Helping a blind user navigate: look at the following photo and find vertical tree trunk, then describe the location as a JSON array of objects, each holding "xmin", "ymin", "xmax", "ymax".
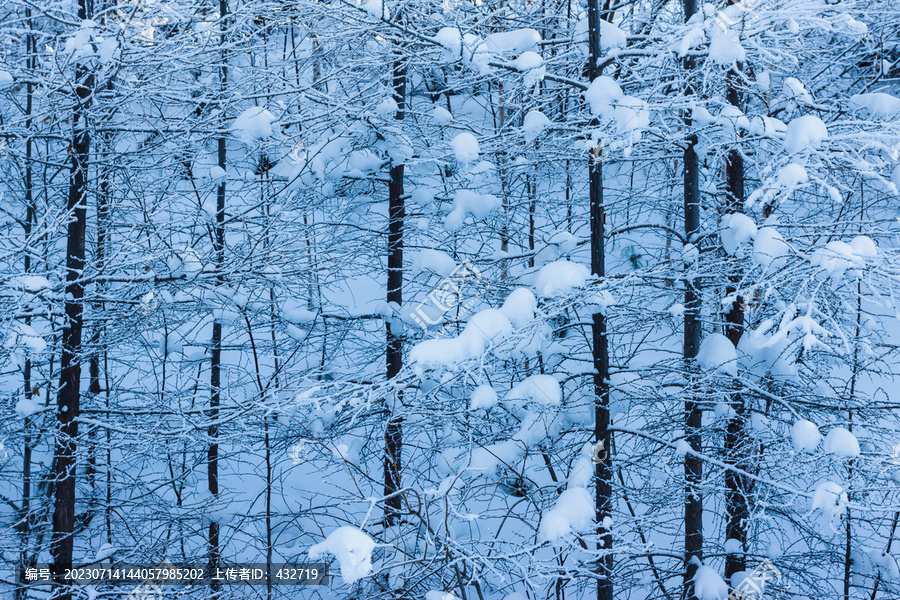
[
  {"xmin": 723, "ymin": 58, "xmax": 749, "ymax": 586},
  {"xmin": 18, "ymin": 13, "xmax": 36, "ymax": 597},
  {"xmin": 682, "ymin": 0, "xmax": 702, "ymax": 597},
  {"xmin": 384, "ymin": 54, "xmax": 406, "ymax": 527},
  {"xmin": 586, "ymin": 1, "xmax": 612, "ymax": 599},
  {"xmin": 52, "ymin": 0, "xmax": 92, "ymax": 596},
  {"xmin": 209, "ymin": 0, "xmax": 228, "ymax": 590}
]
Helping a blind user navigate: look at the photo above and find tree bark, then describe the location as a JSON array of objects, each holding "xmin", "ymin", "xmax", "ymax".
[
  {"xmin": 723, "ymin": 59, "xmax": 749, "ymax": 586},
  {"xmin": 209, "ymin": 0, "xmax": 228, "ymax": 590},
  {"xmin": 52, "ymin": 0, "xmax": 92, "ymax": 596},
  {"xmin": 384, "ymin": 54, "xmax": 406, "ymax": 527},
  {"xmin": 682, "ymin": 0, "xmax": 702, "ymax": 597},
  {"xmin": 586, "ymin": 1, "xmax": 612, "ymax": 598}
]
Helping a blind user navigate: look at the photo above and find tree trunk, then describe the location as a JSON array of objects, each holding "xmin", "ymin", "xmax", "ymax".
[
  {"xmin": 723, "ymin": 59, "xmax": 749, "ymax": 587},
  {"xmin": 682, "ymin": 0, "xmax": 702, "ymax": 597},
  {"xmin": 209, "ymin": 0, "xmax": 228, "ymax": 589},
  {"xmin": 586, "ymin": 1, "xmax": 612, "ymax": 598},
  {"xmin": 52, "ymin": 0, "xmax": 92, "ymax": 595},
  {"xmin": 384, "ymin": 55, "xmax": 406, "ymax": 528}
]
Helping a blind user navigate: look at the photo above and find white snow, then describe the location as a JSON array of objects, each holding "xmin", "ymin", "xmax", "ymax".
[
  {"xmin": 232, "ymin": 107, "xmax": 276, "ymax": 144},
  {"xmin": 281, "ymin": 298, "xmax": 316, "ymax": 324},
  {"xmin": 308, "ymin": 527, "xmax": 376, "ymax": 585},
  {"xmin": 444, "ymin": 189, "xmax": 501, "ymax": 230},
  {"xmin": 449, "ymin": 132, "xmax": 480, "ymax": 164},
  {"xmin": 500, "ymin": 288, "xmax": 537, "ymax": 329},
  {"xmin": 410, "ymin": 309, "xmax": 513, "ymax": 370},
  {"xmin": 752, "ymin": 227, "xmax": 790, "ymax": 268},
  {"xmin": 823, "ymin": 427, "xmax": 860, "ymax": 457},
  {"xmin": 724, "ymin": 538, "xmax": 743, "ymax": 554},
  {"xmin": 0, "ymin": 71, "xmax": 13, "ymax": 87},
  {"xmin": 613, "ymin": 96, "xmax": 649, "ymax": 135},
  {"xmin": 8, "ymin": 275, "xmax": 51, "ymax": 292},
  {"xmin": 433, "ymin": 106, "xmax": 453, "ymax": 124},
  {"xmin": 791, "ymin": 419, "xmax": 821, "ymax": 452},
  {"xmin": 522, "ymin": 110, "xmax": 551, "ymax": 141},
  {"xmin": 783, "ymin": 115, "xmax": 828, "ymax": 154},
  {"xmin": 533, "ymin": 260, "xmax": 590, "ymax": 297},
  {"xmin": 434, "ymin": 27, "xmax": 461, "ymax": 60},
  {"xmin": 412, "ymin": 249, "xmax": 456, "ymax": 276},
  {"xmin": 374, "ymin": 97, "xmax": 398, "ymax": 116},
  {"xmin": 505, "ymin": 375, "xmax": 561, "ymax": 405},
  {"xmin": 692, "ymin": 563, "xmax": 728, "ymax": 600},
  {"xmin": 510, "ymin": 51, "xmax": 542, "ymax": 70},
  {"xmin": 850, "ymin": 93, "xmax": 900, "ymax": 118},
  {"xmin": 676, "ymin": 27, "xmax": 705, "ymax": 57},
  {"xmin": 775, "ymin": 163, "xmax": 808, "ymax": 188},
  {"xmin": 15, "ymin": 398, "xmax": 42, "ymax": 417},
  {"xmin": 783, "ymin": 77, "xmax": 812, "ymax": 104},
  {"xmin": 538, "ymin": 486, "xmax": 594, "ymax": 544},
  {"xmin": 809, "ymin": 481, "xmax": 847, "ymax": 533},
  {"xmin": 584, "ymin": 76, "xmax": 623, "ymax": 120},
  {"xmin": 479, "ymin": 29, "xmax": 541, "ymax": 55},
  {"xmin": 425, "ymin": 592, "xmax": 460, "ymax": 600},
  {"xmin": 469, "ymin": 385, "xmax": 498, "ymax": 410},
  {"xmin": 720, "ymin": 213, "xmax": 757, "ymax": 255},
  {"xmin": 697, "ymin": 333, "xmax": 738, "ymax": 376},
  {"xmin": 360, "ymin": 0, "xmax": 382, "ymax": 18},
  {"xmin": 708, "ymin": 28, "xmax": 746, "ymax": 65},
  {"xmin": 810, "ymin": 241, "xmax": 866, "ymax": 279},
  {"xmin": 7, "ymin": 323, "xmax": 47, "ymax": 354}
]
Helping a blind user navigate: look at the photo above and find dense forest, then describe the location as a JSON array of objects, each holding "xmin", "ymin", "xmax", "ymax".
[{"xmin": 1, "ymin": 0, "xmax": 899, "ymax": 599}]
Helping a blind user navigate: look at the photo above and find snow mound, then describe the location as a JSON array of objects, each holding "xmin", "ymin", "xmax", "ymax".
[
  {"xmin": 433, "ymin": 106, "xmax": 453, "ymax": 124},
  {"xmin": 850, "ymin": 93, "xmax": 900, "ymax": 118},
  {"xmin": 412, "ymin": 250, "xmax": 456, "ymax": 276},
  {"xmin": 823, "ymin": 427, "xmax": 860, "ymax": 457},
  {"xmin": 809, "ymin": 481, "xmax": 847, "ymax": 534},
  {"xmin": 697, "ymin": 333, "xmax": 737, "ymax": 376},
  {"xmin": 434, "ymin": 27, "xmax": 461, "ymax": 60},
  {"xmin": 510, "ymin": 51, "xmax": 542, "ymax": 70},
  {"xmin": 500, "ymin": 288, "xmax": 537, "ymax": 329},
  {"xmin": 708, "ymin": 28, "xmax": 745, "ymax": 65},
  {"xmin": 693, "ymin": 563, "xmax": 728, "ymax": 600},
  {"xmin": 533, "ymin": 260, "xmax": 590, "ymax": 297},
  {"xmin": 753, "ymin": 227, "xmax": 790, "ymax": 268},
  {"xmin": 584, "ymin": 76, "xmax": 623, "ymax": 120},
  {"xmin": 505, "ymin": 375, "xmax": 561, "ymax": 405},
  {"xmin": 8, "ymin": 275, "xmax": 51, "ymax": 292},
  {"xmin": 720, "ymin": 213, "xmax": 757, "ymax": 255},
  {"xmin": 791, "ymin": 420, "xmax": 821, "ymax": 452},
  {"xmin": 308, "ymin": 527, "xmax": 376, "ymax": 585},
  {"xmin": 538, "ymin": 487, "xmax": 594, "ymax": 544},
  {"xmin": 783, "ymin": 77, "xmax": 812, "ymax": 104},
  {"xmin": 783, "ymin": 115, "xmax": 827, "ymax": 154},
  {"xmin": 444, "ymin": 189, "xmax": 501, "ymax": 230},
  {"xmin": 425, "ymin": 592, "xmax": 460, "ymax": 600},
  {"xmin": 449, "ymin": 132, "xmax": 479, "ymax": 164},
  {"xmin": 15, "ymin": 398, "xmax": 42, "ymax": 417},
  {"xmin": 810, "ymin": 241, "xmax": 867, "ymax": 279},
  {"xmin": 232, "ymin": 107, "xmax": 276, "ymax": 144},
  {"xmin": 281, "ymin": 298, "xmax": 316, "ymax": 324},
  {"xmin": 410, "ymin": 309, "xmax": 513, "ymax": 370},
  {"xmin": 479, "ymin": 29, "xmax": 541, "ymax": 55},
  {"xmin": 522, "ymin": 110, "xmax": 551, "ymax": 141},
  {"xmin": 469, "ymin": 385, "xmax": 498, "ymax": 410}
]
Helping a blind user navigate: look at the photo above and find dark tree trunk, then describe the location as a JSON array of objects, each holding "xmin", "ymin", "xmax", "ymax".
[
  {"xmin": 18, "ymin": 15, "xmax": 36, "ymax": 596},
  {"xmin": 586, "ymin": 1, "xmax": 612, "ymax": 599},
  {"xmin": 209, "ymin": 0, "xmax": 228, "ymax": 590},
  {"xmin": 682, "ymin": 0, "xmax": 702, "ymax": 597},
  {"xmin": 52, "ymin": 0, "xmax": 92, "ymax": 595},
  {"xmin": 723, "ymin": 60, "xmax": 749, "ymax": 586},
  {"xmin": 384, "ymin": 55, "xmax": 406, "ymax": 527}
]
